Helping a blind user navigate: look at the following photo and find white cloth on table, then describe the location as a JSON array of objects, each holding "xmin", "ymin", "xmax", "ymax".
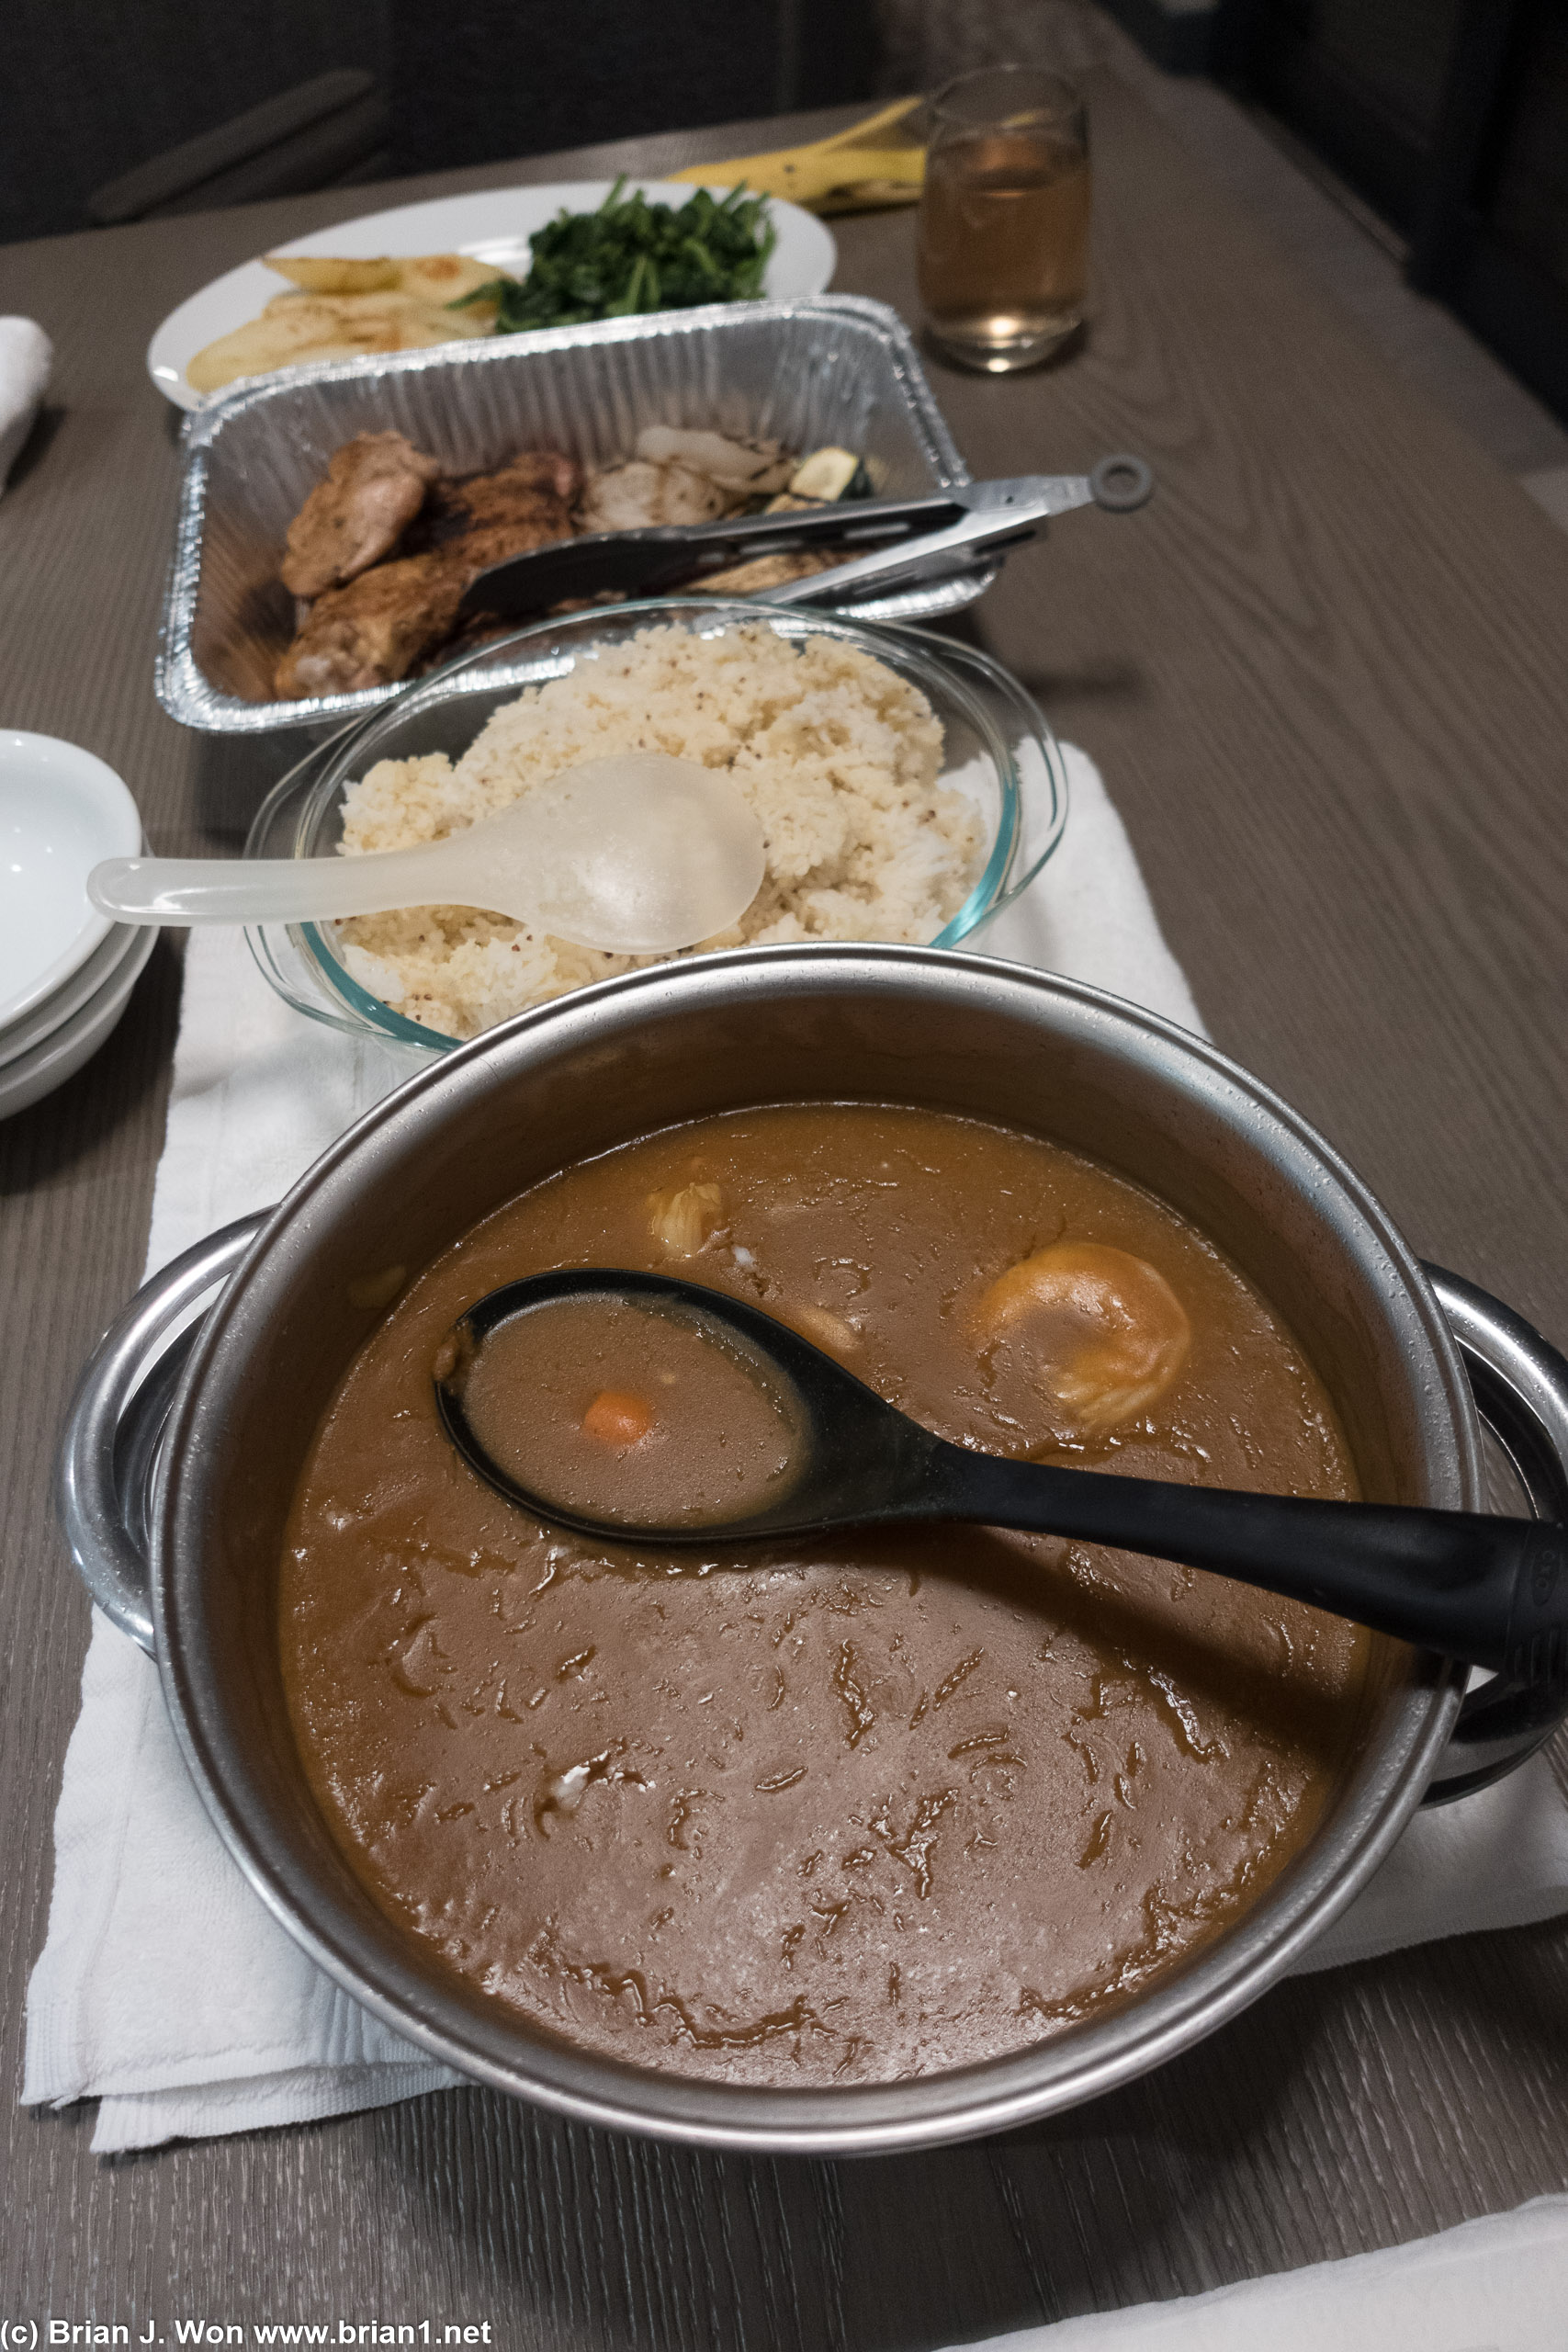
[
  {"xmin": 0, "ymin": 316, "xmax": 51, "ymax": 490},
  {"xmin": 947, "ymin": 2192, "xmax": 1568, "ymax": 2350}
]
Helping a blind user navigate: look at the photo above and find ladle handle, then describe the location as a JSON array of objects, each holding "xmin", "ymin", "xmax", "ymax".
[
  {"xmin": 923, "ymin": 1450, "xmax": 1567, "ymax": 1681},
  {"xmin": 88, "ymin": 847, "xmax": 494, "ymax": 928}
]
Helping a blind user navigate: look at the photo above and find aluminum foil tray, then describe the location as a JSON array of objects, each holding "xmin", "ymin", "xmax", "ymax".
[{"xmin": 156, "ymin": 296, "xmax": 996, "ymax": 736}]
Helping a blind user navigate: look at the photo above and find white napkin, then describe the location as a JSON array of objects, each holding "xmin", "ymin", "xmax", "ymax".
[
  {"xmin": 0, "ymin": 317, "xmax": 51, "ymax": 491},
  {"xmin": 24, "ymin": 744, "xmax": 1568, "ymax": 2153},
  {"xmin": 948, "ymin": 2192, "xmax": 1568, "ymax": 2350}
]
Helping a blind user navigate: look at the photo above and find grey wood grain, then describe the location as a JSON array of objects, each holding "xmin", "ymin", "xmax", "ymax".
[{"xmin": 3, "ymin": 70, "xmax": 1568, "ymax": 2342}]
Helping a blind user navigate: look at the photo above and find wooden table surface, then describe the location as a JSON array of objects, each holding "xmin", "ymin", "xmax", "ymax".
[{"xmin": 4, "ymin": 62, "xmax": 1568, "ymax": 2343}]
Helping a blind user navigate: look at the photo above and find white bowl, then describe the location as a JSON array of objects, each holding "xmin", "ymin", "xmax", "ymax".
[
  {"xmin": 0, "ymin": 920, "xmax": 156, "ymax": 1123},
  {"xmin": 0, "ymin": 914, "xmax": 144, "ymax": 1070},
  {"xmin": 0, "ymin": 733, "xmax": 142, "ymax": 1031}
]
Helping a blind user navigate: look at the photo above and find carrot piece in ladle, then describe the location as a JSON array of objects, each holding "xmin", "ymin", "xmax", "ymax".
[{"xmin": 581, "ymin": 1390, "xmax": 655, "ymax": 1446}]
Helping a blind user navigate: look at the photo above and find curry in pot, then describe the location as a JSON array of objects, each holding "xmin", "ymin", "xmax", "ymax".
[{"xmin": 280, "ymin": 1104, "xmax": 1367, "ymax": 2084}]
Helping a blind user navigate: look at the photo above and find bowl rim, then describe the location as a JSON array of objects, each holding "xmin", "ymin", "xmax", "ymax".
[
  {"xmin": 0, "ymin": 732, "xmax": 142, "ymax": 1032},
  {"xmin": 243, "ymin": 600, "xmax": 1069, "ymax": 1052},
  {"xmin": 0, "ymin": 922, "xmax": 157, "ymax": 1120},
  {"xmin": 152, "ymin": 944, "xmax": 1469, "ymax": 2155},
  {"xmin": 0, "ymin": 916, "xmax": 144, "ymax": 1071}
]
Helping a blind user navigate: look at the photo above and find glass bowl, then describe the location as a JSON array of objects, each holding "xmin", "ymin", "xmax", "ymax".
[{"xmin": 244, "ymin": 597, "xmax": 1069, "ymax": 1052}]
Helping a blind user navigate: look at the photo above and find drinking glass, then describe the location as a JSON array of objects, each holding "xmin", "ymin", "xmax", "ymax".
[{"xmin": 916, "ymin": 64, "xmax": 1091, "ymax": 374}]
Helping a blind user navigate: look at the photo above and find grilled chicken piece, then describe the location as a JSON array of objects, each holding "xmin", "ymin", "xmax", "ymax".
[
  {"xmin": 408, "ymin": 449, "xmax": 581, "ymax": 570},
  {"xmin": 274, "ymin": 554, "xmax": 465, "ymax": 697},
  {"xmin": 276, "ymin": 450, "xmax": 581, "ymax": 696},
  {"xmin": 279, "ymin": 432, "xmax": 441, "ymax": 598}
]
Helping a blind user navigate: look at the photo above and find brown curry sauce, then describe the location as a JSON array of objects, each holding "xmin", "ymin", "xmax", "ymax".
[{"xmin": 279, "ymin": 1104, "xmax": 1367, "ymax": 2085}]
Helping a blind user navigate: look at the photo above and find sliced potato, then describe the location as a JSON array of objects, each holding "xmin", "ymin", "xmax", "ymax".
[
  {"xmin": 394, "ymin": 253, "xmax": 508, "ymax": 305},
  {"xmin": 263, "ymin": 254, "xmax": 400, "ymax": 294},
  {"xmin": 187, "ymin": 304, "xmax": 345, "ymax": 392},
  {"xmin": 261, "ymin": 254, "xmax": 509, "ymax": 304},
  {"xmin": 188, "ymin": 257, "xmax": 513, "ymax": 394},
  {"xmin": 186, "ymin": 290, "xmax": 492, "ymax": 395},
  {"xmin": 259, "ymin": 289, "xmax": 492, "ymax": 334}
]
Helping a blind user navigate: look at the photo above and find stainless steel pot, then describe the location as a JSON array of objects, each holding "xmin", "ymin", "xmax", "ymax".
[{"xmin": 57, "ymin": 946, "xmax": 1568, "ymax": 2155}]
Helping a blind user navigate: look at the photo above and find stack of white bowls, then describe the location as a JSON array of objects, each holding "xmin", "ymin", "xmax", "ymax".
[{"xmin": 0, "ymin": 731, "xmax": 156, "ymax": 1122}]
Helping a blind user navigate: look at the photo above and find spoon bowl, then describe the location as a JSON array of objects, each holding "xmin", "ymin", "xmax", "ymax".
[
  {"xmin": 436, "ymin": 1267, "xmax": 1568, "ymax": 1679},
  {"xmin": 88, "ymin": 752, "xmax": 767, "ymax": 956}
]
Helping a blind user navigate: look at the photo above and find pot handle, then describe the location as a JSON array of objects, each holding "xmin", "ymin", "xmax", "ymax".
[
  {"xmin": 1420, "ymin": 1263, "xmax": 1568, "ymax": 1805},
  {"xmin": 54, "ymin": 1210, "xmax": 273, "ymax": 1655},
  {"xmin": 51, "ymin": 1226, "xmax": 1568, "ymax": 1796}
]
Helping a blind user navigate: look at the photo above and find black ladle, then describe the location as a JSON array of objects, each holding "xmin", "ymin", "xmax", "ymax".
[{"xmin": 434, "ymin": 1269, "xmax": 1568, "ymax": 1684}]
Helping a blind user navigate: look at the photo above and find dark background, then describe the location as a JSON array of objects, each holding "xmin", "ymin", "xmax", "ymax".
[
  {"xmin": 1219, "ymin": 0, "xmax": 1568, "ymax": 419},
  {"xmin": 0, "ymin": 0, "xmax": 876, "ymax": 244},
  {"xmin": 1, "ymin": 0, "xmax": 391, "ymax": 243}
]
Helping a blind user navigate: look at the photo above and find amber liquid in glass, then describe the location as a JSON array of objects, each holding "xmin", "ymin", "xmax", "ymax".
[{"xmin": 918, "ymin": 129, "xmax": 1090, "ymax": 368}]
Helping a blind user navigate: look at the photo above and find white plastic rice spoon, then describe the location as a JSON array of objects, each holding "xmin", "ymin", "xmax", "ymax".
[{"xmin": 87, "ymin": 753, "xmax": 767, "ymax": 955}]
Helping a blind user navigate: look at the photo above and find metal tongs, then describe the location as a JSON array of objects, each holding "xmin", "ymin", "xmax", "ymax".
[{"xmin": 457, "ymin": 454, "xmax": 1155, "ymax": 622}]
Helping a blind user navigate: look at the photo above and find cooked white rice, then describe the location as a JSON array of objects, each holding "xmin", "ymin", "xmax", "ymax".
[{"xmin": 335, "ymin": 622, "xmax": 985, "ymax": 1040}]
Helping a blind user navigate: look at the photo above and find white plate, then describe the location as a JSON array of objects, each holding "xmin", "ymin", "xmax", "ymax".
[
  {"xmin": 0, "ymin": 917, "xmax": 156, "ymax": 1124},
  {"xmin": 0, "ymin": 911, "xmax": 144, "ymax": 1070},
  {"xmin": 147, "ymin": 182, "xmax": 838, "ymax": 412},
  {"xmin": 0, "ymin": 733, "xmax": 143, "ymax": 1031}
]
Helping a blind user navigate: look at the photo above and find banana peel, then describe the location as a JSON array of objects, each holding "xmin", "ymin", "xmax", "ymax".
[{"xmin": 671, "ymin": 99, "xmax": 926, "ymax": 216}]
